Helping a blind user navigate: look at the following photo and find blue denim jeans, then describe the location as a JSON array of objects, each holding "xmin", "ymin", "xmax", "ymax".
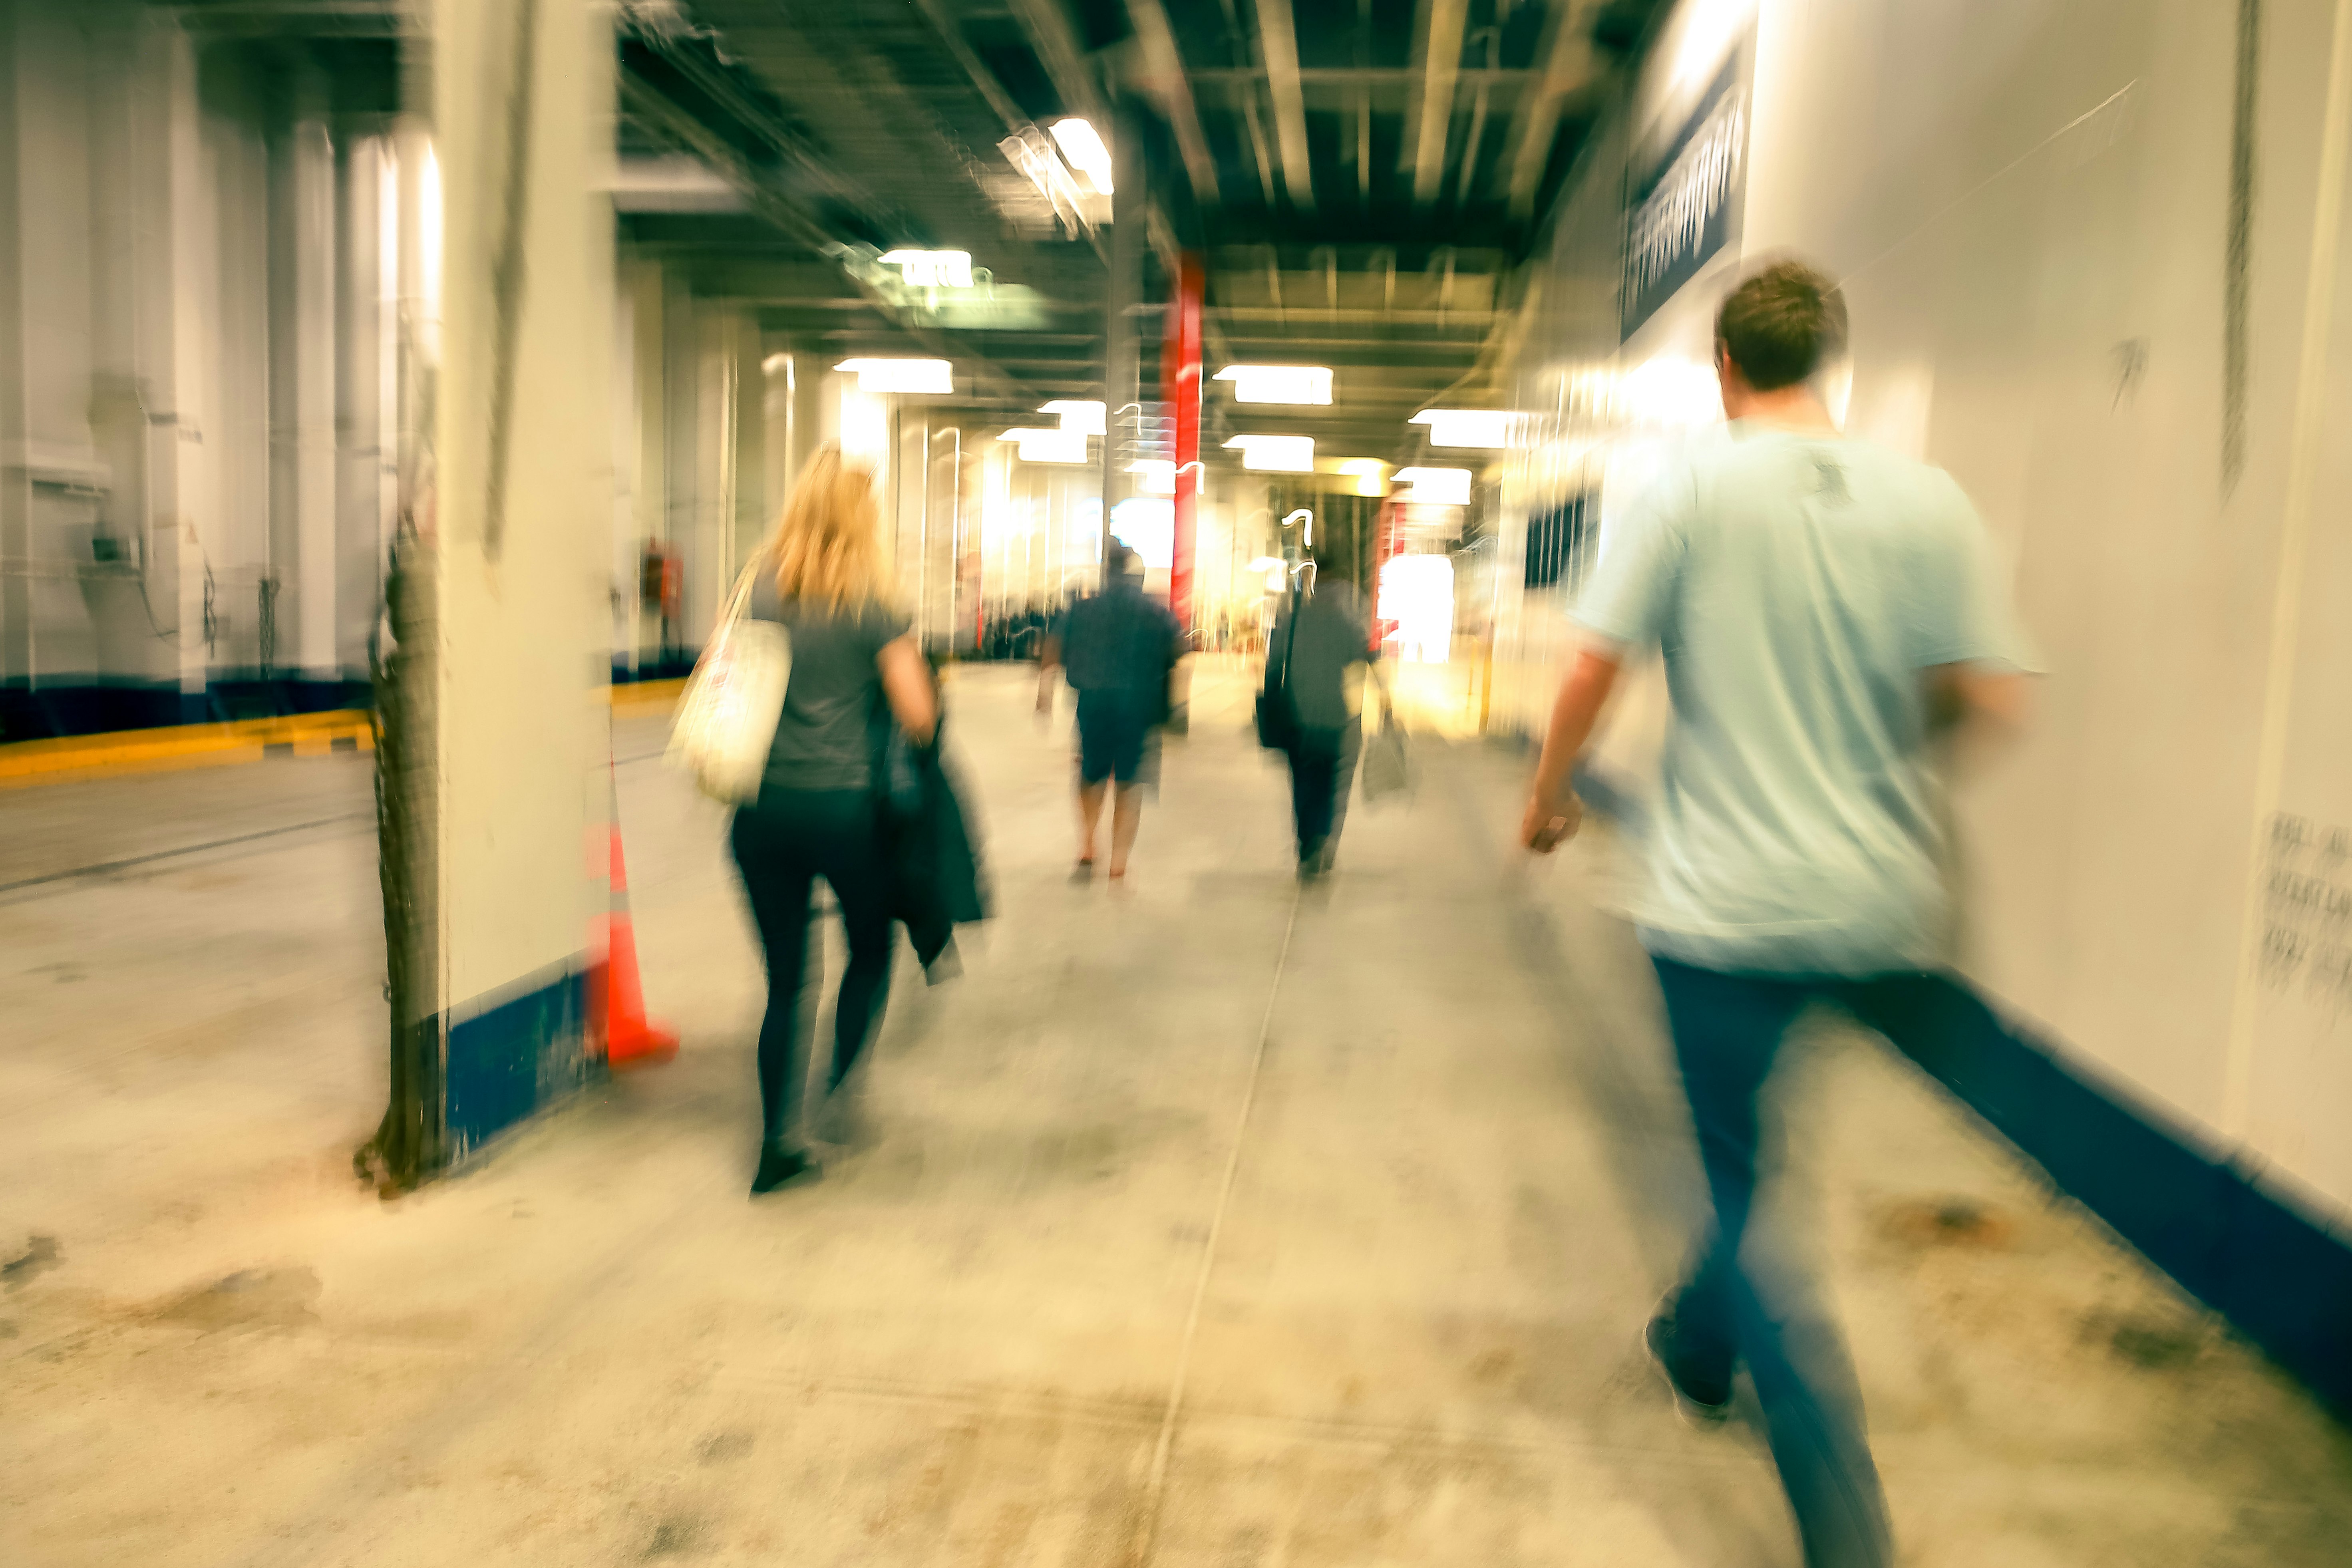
[{"xmin": 1649, "ymin": 956, "xmax": 1954, "ymax": 1568}]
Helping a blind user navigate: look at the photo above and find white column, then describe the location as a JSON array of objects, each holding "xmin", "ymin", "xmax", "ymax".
[
  {"xmin": 127, "ymin": 14, "xmax": 213, "ymax": 717},
  {"xmin": 0, "ymin": 5, "xmax": 31, "ymax": 691},
  {"xmin": 430, "ymin": 0, "xmax": 615, "ymax": 1117},
  {"xmin": 272, "ymin": 76, "xmax": 339, "ymax": 685},
  {"xmin": 690, "ymin": 302, "xmax": 740, "ymax": 645},
  {"xmin": 334, "ymin": 129, "xmax": 393, "ymax": 679},
  {"xmin": 624, "ymin": 252, "xmax": 664, "ymax": 668}
]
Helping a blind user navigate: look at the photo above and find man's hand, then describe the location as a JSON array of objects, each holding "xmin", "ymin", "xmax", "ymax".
[{"xmin": 1521, "ymin": 790, "xmax": 1583, "ymax": 855}]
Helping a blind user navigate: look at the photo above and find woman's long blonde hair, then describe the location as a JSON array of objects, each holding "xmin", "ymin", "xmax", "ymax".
[{"xmin": 764, "ymin": 444, "xmax": 895, "ymax": 610}]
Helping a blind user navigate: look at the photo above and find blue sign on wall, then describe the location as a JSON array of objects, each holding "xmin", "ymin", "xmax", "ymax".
[{"xmin": 1621, "ymin": 51, "xmax": 1753, "ymax": 342}]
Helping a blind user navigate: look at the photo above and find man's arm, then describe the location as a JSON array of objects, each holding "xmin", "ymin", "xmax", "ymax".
[
  {"xmin": 1520, "ymin": 647, "xmax": 1623, "ymax": 853},
  {"xmin": 1925, "ymin": 662, "xmax": 2029, "ymax": 772},
  {"xmin": 1035, "ymin": 632, "xmax": 1061, "ymax": 713}
]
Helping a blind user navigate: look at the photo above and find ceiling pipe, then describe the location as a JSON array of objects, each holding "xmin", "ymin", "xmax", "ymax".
[
  {"xmin": 1507, "ymin": 0, "xmax": 1602, "ymax": 217},
  {"xmin": 1410, "ymin": 0, "xmax": 1469, "ymax": 207},
  {"xmin": 1123, "ymin": 0, "xmax": 1221, "ymax": 204},
  {"xmin": 1255, "ymin": 0, "xmax": 1316, "ymax": 211}
]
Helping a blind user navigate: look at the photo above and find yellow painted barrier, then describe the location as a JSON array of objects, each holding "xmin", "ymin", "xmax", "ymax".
[
  {"xmin": 0, "ymin": 709, "xmax": 375, "ymax": 789},
  {"xmin": 608, "ymin": 677, "xmax": 686, "ymax": 710},
  {"xmin": 0, "ymin": 680, "xmax": 688, "ymax": 789}
]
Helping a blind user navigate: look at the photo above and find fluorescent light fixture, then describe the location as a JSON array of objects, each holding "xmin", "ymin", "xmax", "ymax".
[
  {"xmin": 1050, "ymin": 118, "xmax": 1115, "ymax": 194},
  {"xmin": 877, "ymin": 248, "xmax": 973, "ymax": 289},
  {"xmin": 998, "ymin": 427, "xmax": 1090, "ymax": 464},
  {"xmin": 1128, "ymin": 459, "xmax": 1175, "ymax": 495},
  {"xmin": 1409, "ymin": 408, "xmax": 1521, "ymax": 448},
  {"xmin": 1246, "ymin": 556, "xmax": 1285, "ymax": 572},
  {"xmin": 835, "ymin": 357, "xmax": 953, "ymax": 394},
  {"xmin": 1223, "ymin": 434, "xmax": 1314, "ymax": 472},
  {"xmin": 1041, "ymin": 398, "xmax": 1106, "ymax": 435},
  {"xmin": 1214, "ymin": 364, "xmax": 1332, "ymax": 405},
  {"xmin": 1337, "ymin": 458, "xmax": 1388, "ymax": 497},
  {"xmin": 1393, "ymin": 466, "xmax": 1473, "ymax": 505}
]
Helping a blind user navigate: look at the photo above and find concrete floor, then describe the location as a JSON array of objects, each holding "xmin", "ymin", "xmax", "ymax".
[{"xmin": 3, "ymin": 661, "xmax": 2348, "ymax": 1567}]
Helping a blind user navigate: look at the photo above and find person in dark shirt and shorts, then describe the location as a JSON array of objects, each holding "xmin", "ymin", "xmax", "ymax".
[{"xmin": 1037, "ymin": 543, "xmax": 1181, "ymax": 880}]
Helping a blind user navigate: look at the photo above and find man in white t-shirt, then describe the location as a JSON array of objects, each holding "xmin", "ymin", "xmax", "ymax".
[{"xmin": 1522, "ymin": 261, "xmax": 2032, "ymax": 1568}]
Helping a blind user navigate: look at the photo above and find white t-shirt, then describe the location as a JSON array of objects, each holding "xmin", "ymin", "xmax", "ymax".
[{"xmin": 1572, "ymin": 421, "xmax": 2034, "ymax": 975}]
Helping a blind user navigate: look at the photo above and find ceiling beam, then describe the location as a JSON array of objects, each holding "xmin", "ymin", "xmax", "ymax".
[
  {"xmin": 909, "ymin": 0, "xmax": 1030, "ymax": 133},
  {"xmin": 1408, "ymin": 0, "xmax": 1469, "ymax": 207},
  {"xmin": 1124, "ymin": 0, "xmax": 1221, "ymax": 205},
  {"xmin": 1254, "ymin": 0, "xmax": 1316, "ymax": 212},
  {"xmin": 1006, "ymin": 0, "xmax": 1107, "ymax": 124},
  {"xmin": 1506, "ymin": 0, "xmax": 1600, "ymax": 217}
]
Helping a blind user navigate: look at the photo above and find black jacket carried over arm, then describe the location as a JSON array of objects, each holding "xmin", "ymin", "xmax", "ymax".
[{"xmin": 873, "ymin": 715, "xmax": 988, "ymax": 977}]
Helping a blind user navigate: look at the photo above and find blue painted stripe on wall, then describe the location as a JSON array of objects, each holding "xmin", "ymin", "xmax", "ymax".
[
  {"xmin": 444, "ymin": 961, "xmax": 595, "ymax": 1160},
  {"xmin": 0, "ymin": 677, "xmax": 373, "ymax": 742},
  {"xmin": 1896, "ymin": 989, "xmax": 2352, "ymax": 1415}
]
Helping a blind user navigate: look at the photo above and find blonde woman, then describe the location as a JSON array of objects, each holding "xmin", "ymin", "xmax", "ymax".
[{"xmin": 734, "ymin": 445, "xmax": 936, "ymax": 1194}]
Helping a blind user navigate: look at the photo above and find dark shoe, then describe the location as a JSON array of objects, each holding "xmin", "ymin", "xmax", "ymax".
[
  {"xmin": 750, "ymin": 1139, "xmax": 817, "ymax": 1195},
  {"xmin": 1644, "ymin": 1311, "xmax": 1733, "ymax": 1425}
]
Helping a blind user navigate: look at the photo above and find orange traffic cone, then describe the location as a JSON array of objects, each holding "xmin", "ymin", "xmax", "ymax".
[{"xmin": 595, "ymin": 824, "xmax": 677, "ymax": 1069}]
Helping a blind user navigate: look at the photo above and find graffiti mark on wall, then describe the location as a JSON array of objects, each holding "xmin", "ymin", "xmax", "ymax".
[{"xmin": 2260, "ymin": 811, "xmax": 2352, "ymax": 1015}]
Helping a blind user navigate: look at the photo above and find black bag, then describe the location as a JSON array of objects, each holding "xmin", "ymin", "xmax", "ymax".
[{"xmin": 1255, "ymin": 593, "xmax": 1304, "ymax": 751}]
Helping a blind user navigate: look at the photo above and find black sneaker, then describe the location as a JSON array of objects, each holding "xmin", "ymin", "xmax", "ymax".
[
  {"xmin": 750, "ymin": 1139, "xmax": 818, "ymax": 1196},
  {"xmin": 1643, "ymin": 1311, "xmax": 1733, "ymax": 1426}
]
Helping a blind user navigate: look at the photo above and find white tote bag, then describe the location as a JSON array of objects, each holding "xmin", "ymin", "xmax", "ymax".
[{"xmin": 665, "ymin": 558, "xmax": 791, "ymax": 803}]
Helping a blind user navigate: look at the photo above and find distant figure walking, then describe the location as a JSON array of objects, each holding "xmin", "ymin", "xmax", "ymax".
[
  {"xmin": 732, "ymin": 447, "xmax": 939, "ymax": 1196},
  {"xmin": 1037, "ymin": 543, "xmax": 1182, "ymax": 880},
  {"xmin": 1264, "ymin": 565, "xmax": 1383, "ymax": 878},
  {"xmin": 1522, "ymin": 261, "xmax": 2031, "ymax": 1566}
]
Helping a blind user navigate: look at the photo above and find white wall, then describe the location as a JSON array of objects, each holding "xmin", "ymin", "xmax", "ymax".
[
  {"xmin": 1505, "ymin": 0, "xmax": 2352, "ymax": 1229},
  {"xmin": 0, "ymin": 4, "xmax": 398, "ymax": 722}
]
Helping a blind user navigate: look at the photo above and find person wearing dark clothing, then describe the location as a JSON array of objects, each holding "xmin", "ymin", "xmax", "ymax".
[
  {"xmin": 729, "ymin": 446, "xmax": 938, "ymax": 1196},
  {"xmin": 1038, "ymin": 544, "xmax": 1182, "ymax": 879},
  {"xmin": 1264, "ymin": 575, "xmax": 1382, "ymax": 877}
]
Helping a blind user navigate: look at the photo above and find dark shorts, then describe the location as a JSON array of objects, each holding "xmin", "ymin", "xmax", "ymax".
[{"xmin": 1075, "ymin": 688, "xmax": 1150, "ymax": 785}]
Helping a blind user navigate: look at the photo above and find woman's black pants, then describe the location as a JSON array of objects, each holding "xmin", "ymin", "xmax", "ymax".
[{"xmin": 729, "ymin": 789, "xmax": 895, "ymax": 1142}]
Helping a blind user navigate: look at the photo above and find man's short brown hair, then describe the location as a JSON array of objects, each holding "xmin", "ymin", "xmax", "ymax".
[{"xmin": 1716, "ymin": 261, "xmax": 1848, "ymax": 392}]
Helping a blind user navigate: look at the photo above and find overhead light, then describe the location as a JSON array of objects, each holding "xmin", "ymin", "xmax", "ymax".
[
  {"xmin": 1128, "ymin": 459, "xmax": 1175, "ymax": 495},
  {"xmin": 835, "ymin": 357, "xmax": 953, "ymax": 394},
  {"xmin": 878, "ymin": 248, "xmax": 973, "ymax": 289},
  {"xmin": 1050, "ymin": 118, "xmax": 1114, "ymax": 195},
  {"xmin": 1223, "ymin": 434, "xmax": 1314, "ymax": 472},
  {"xmin": 1394, "ymin": 466, "xmax": 1472, "ymax": 505},
  {"xmin": 998, "ymin": 427, "xmax": 1090, "ymax": 464},
  {"xmin": 1337, "ymin": 458, "xmax": 1388, "ymax": 497},
  {"xmin": 1246, "ymin": 556, "xmax": 1285, "ymax": 573},
  {"xmin": 1215, "ymin": 365, "xmax": 1332, "ymax": 405},
  {"xmin": 1041, "ymin": 398, "xmax": 1106, "ymax": 435},
  {"xmin": 1000, "ymin": 128, "xmax": 1097, "ymax": 230},
  {"xmin": 1410, "ymin": 408, "xmax": 1522, "ymax": 448}
]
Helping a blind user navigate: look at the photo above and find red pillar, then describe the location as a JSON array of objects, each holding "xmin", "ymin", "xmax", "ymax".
[{"xmin": 1164, "ymin": 253, "xmax": 1204, "ymax": 632}]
